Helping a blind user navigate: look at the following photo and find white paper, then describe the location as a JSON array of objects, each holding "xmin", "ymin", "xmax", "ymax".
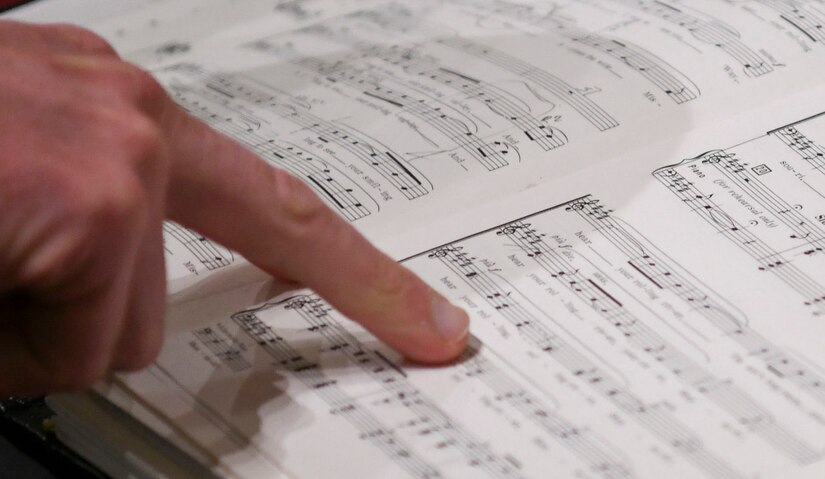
[{"xmin": 73, "ymin": 1, "xmax": 825, "ymax": 478}]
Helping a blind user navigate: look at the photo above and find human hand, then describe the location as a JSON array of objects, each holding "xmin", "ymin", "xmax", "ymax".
[{"xmin": 0, "ymin": 21, "xmax": 469, "ymax": 395}]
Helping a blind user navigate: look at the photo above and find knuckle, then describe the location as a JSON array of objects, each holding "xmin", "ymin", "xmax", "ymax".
[
  {"xmin": 8, "ymin": 176, "xmax": 89, "ymax": 287},
  {"xmin": 68, "ymin": 168, "xmax": 146, "ymax": 231},
  {"xmin": 81, "ymin": 62, "xmax": 166, "ymax": 112},
  {"xmin": 271, "ymin": 167, "xmax": 328, "ymax": 234},
  {"xmin": 107, "ymin": 65, "xmax": 167, "ymax": 107},
  {"xmin": 131, "ymin": 67, "xmax": 166, "ymax": 102},
  {"xmin": 50, "ymin": 23, "xmax": 116, "ymax": 55},
  {"xmin": 18, "ymin": 172, "xmax": 146, "ymax": 288},
  {"xmin": 112, "ymin": 113, "xmax": 164, "ymax": 161},
  {"xmin": 94, "ymin": 175, "xmax": 146, "ymax": 227}
]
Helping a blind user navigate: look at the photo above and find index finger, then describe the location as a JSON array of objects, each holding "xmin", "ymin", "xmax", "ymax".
[{"xmin": 160, "ymin": 99, "xmax": 470, "ymax": 363}]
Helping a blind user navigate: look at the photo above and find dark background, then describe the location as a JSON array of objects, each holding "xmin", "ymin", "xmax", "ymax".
[
  {"xmin": 1, "ymin": 396, "xmax": 105, "ymax": 477},
  {"xmin": 0, "ymin": 435, "xmax": 53, "ymax": 479},
  {"xmin": 0, "ymin": 0, "xmax": 29, "ymax": 12}
]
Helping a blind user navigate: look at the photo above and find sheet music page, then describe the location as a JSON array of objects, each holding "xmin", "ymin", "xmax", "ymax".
[
  {"xmin": 141, "ymin": 0, "xmax": 825, "ymax": 290},
  {"xmin": 89, "ymin": 1, "xmax": 825, "ymax": 478},
  {"xmin": 86, "ymin": 0, "xmax": 389, "ymax": 59}
]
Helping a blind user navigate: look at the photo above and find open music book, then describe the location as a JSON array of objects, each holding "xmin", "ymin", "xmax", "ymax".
[{"xmin": 14, "ymin": 0, "xmax": 825, "ymax": 477}]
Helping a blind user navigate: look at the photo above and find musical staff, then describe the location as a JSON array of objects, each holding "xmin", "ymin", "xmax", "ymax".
[
  {"xmin": 162, "ymin": 65, "xmax": 433, "ymax": 200},
  {"xmin": 652, "ymin": 165, "xmax": 825, "ymax": 313},
  {"xmin": 240, "ymin": 34, "xmax": 526, "ymax": 170},
  {"xmin": 278, "ymin": 111, "xmax": 433, "ymax": 199},
  {"xmin": 497, "ymin": 219, "xmax": 820, "ymax": 463},
  {"xmin": 235, "ymin": 297, "xmax": 524, "ymax": 479},
  {"xmin": 438, "ymin": 37, "xmax": 619, "ymax": 131},
  {"xmin": 171, "ymin": 86, "xmax": 374, "ymax": 222},
  {"xmin": 106, "ymin": 3, "xmax": 825, "ymax": 478},
  {"xmin": 163, "ymin": 222, "xmax": 234, "ymax": 271},
  {"xmin": 566, "ymin": 196, "xmax": 825, "ymax": 412},
  {"xmin": 618, "ymin": 0, "xmax": 774, "ymax": 77},
  {"xmin": 771, "ymin": 124, "xmax": 825, "ymax": 176},
  {"xmin": 427, "ymin": 245, "xmax": 745, "ymax": 479},
  {"xmin": 759, "ymin": 0, "xmax": 825, "ymax": 43},
  {"xmin": 699, "ymin": 150, "xmax": 825, "ymax": 251},
  {"xmin": 297, "ymin": 57, "xmax": 521, "ymax": 169},
  {"xmin": 232, "ymin": 308, "xmax": 444, "ymax": 479},
  {"xmin": 193, "ymin": 326, "xmax": 251, "ymax": 372},
  {"xmin": 352, "ymin": 46, "xmax": 569, "ymax": 151},
  {"xmin": 458, "ymin": 352, "xmax": 635, "ymax": 479},
  {"xmin": 572, "ymin": 34, "xmax": 700, "ymax": 104},
  {"xmin": 207, "ymin": 73, "xmax": 431, "ymax": 198}
]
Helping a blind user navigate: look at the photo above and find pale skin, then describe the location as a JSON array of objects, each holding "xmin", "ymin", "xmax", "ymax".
[{"xmin": 0, "ymin": 21, "xmax": 470, "ymax": 396}]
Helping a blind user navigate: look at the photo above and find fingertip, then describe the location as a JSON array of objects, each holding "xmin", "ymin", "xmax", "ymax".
[
  {"xmin": 429, "ymin": 292, "xmax": 470, "ymax": 346},
  {"xmin": 399, "ymin": 332, "xmax": 469, "ymax": 365},
  {"xmin": 387, "ymin": 291, "xmax": 470, "ymax": 365}
]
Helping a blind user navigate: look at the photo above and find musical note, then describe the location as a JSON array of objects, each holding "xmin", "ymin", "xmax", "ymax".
[
  {"xmin": 172, "ymin": 87, "xmax": 376, "ymax": 221},
  {"xmin": 771, "ymin": 124, "xmax": 825, "ymax": 177},
  {"xmin": 568, "ymin": 195, "xmax": 825, "ymax": 407},
  {"xmin": 654, "ymin": 151, "xmax": 825, "ymax": 315},
  {"xmin": 572, "ymin": 34, "xmax": 700, "ymax": 104},
  {"xmin": 497, "ymin": 217, "xmax": 819, "ymax": 463},
  {"xmin": 618, "ymin": 0, "xmax": 774, "ymax": 77},
  {"xmin": 166, "ymin": 68, "xmax": 433, "ymax": 200},
  {"xmin": 759, "ymin": 0, "xmax": 825, "ymax": 44},
  {"xmin": 231, "ymin": 308, "xmax": 448, "ymax": 479},
  {"xmin": 438, "ymin": 38, "xmax": 620, "ymax": 130},
  {"xmin": 427, "ymin": 243, "xmax": 751, "ymax": 477},
  {"xmin": 193, "ymin": 326, "xmax": 251, "ymax": 372},
  {"xmin": 298, "ymin": 57, "xmax": 522, "ymax": 170},
  {"xmin": 163, "ymin": 222, "xmax": 234, "ymax": 271},
  {"xmin": 240, "ymin": 297, "xmax": 526, "ymax": 479}
]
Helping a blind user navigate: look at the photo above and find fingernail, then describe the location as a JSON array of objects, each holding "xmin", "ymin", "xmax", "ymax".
[{"xmin": 431, "ymin": 295, "xmax": 470, "ymax": 343}]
